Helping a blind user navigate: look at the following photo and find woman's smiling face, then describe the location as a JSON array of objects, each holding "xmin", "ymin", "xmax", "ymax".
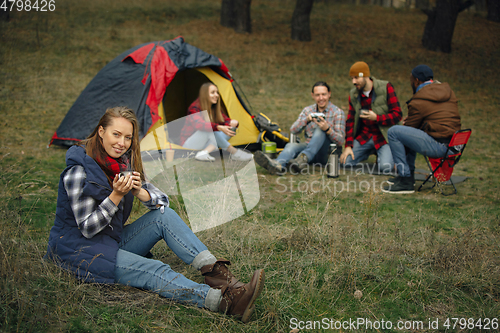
[
  {"xmin": 98, "ymin": 116, "xmax": 133, "ymax": 159},
  {"xmin": 208, "ymin": 84, "xmax": 219, "ymax": 105}
]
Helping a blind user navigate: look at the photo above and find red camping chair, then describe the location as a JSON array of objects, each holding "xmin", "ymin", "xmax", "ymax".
[{"xmin": 417, "ymin": 129, "xmax": 471, "ymax": 196}]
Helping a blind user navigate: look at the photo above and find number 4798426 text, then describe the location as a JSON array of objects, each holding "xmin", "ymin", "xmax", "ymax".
[{"xmin": 1, "ymin": 0, "xmax": 56, "ymax": 12}]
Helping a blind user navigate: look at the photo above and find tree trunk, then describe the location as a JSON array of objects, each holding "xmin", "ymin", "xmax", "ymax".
[
  {"xmin": 220, "ymin": 0, "xmax": 252, "ymax": 33},
  {"xmin": 291, "ymin": 0, "xmax": 314, "ymax": 41},
  {"xmin": 421, "ymin": 0, "xmax": 473, "ymax": 53},
  {"xmin": 220, "ymin": 0, "xmax": 236, "ymax": 29},
  {"xmin": 235, "ymin": 0, "xmax": 252, "ymax": 33},
  {"xmin": 487, "ymin": 0, "xmax": 500, "ymax": 22}
]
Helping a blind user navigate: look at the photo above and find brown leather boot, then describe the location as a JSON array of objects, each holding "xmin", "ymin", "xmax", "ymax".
[
  {"xmin": 219, "ymin": 269, "xmax": 265, "ymax": 323},
  {"xmin": 201, "ymin": 258, "xmax": 245, "ymax": 289}
]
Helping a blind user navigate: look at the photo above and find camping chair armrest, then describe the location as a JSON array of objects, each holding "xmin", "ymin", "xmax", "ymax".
[{"xmin": 448, "ymin": 142, "xmax": 468, "ymax": 167}]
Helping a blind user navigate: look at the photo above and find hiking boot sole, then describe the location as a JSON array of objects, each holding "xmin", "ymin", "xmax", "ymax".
[
  {"xmin": 254, "ymin": 151, "xmax": 283, "ymax": 175},
  {"xmin": 241, "ymin": 269, "xmax": 265, "ymax": 323},
  {"xmin": 386, "ymin": 180, "xmax": 415, "ymax": 186},
  {"xmin": 381, "ymin": 188, "xmax": 415, "ymax": 194}
]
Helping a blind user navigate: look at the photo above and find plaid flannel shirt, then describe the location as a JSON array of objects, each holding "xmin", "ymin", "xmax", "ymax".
[
  {"xmin": 180, "ymin": 99, "xmax": 232, "ymax": 145},
  {"xmin": 345, "ymin": 82, "xmax": 401, "ymax": 149},
  {"xmin": 290, "ymin": 101, "xmax": 346, "ymax": 145},
  {"xmin": 63, "ymin": 165, "xmax": 169, "ymax": 239}
]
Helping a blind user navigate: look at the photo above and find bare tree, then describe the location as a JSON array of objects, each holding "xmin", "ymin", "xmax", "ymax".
[
  {"xmin": 291, "ymin": 0, "xmax": 314, "ymax": 41},
  {"xmin": 487, "ymin": 0, "xmax": 500, "ymax": 22},
  {"xmin": 221, "ymin": 0, "xmax": 252, "ymax": 33},
  {"xmin": 421, "ymin": 0, "xmax": 474, "ymax": 53}
]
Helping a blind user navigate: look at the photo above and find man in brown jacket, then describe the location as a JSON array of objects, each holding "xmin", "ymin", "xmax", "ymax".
[{"xmin": 382, "ymin": 65, "xmax": 461, "ymax": 194}]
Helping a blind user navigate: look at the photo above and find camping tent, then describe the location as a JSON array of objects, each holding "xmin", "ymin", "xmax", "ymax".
[{"xmin": 49, "ymin": 36, "xmax": 260, "ymax": 151}]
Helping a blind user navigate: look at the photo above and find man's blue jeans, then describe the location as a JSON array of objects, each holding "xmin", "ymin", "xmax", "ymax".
[
  {"xmin": 343, "ymin": 138, "xmax": 394, "ymax": 173},
  {"xmin": 114, "ymin": 208, "xmax": 212, "ymax": 309},
  {"xmin": 387, "ymin": 125, "xmax": 450, "ymax": 177},
  {"xmin": 277, "ymin": 128, "xmax": 332, "ymax": 167}
]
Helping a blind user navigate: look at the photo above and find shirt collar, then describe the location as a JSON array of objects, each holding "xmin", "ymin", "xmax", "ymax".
[
  {"xmin": 416, "ymin": 79, "xmax": 433, "ymax": 92},
  {"xmin": 316, "ymin": 101, "xmax": 331, "ymax": 112}
]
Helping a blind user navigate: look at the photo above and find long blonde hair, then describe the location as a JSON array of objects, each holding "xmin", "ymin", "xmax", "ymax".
[
  {"xmin": 78, "ymin": 106, "xmax": 145, "ymax": 184},
  {"xmin": 198, "ymin": 82, "xmax": 225, "ymax": 124}
]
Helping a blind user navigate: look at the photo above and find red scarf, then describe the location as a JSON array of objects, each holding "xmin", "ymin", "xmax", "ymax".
[{"xmin": 96, "ymin": 153, "xmax": 130, "ymax": 182}]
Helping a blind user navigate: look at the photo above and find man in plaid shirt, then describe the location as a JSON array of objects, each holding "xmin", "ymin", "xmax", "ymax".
[
  {"xmin": 255, "ymin": 81, "xmax": 345, "ymax": 175},
  {"xmin": 340, "ymin": 62, "xmax": 402, "ymax": 173}
]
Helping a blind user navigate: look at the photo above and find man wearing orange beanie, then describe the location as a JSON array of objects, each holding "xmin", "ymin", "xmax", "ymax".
[{"xmin": 340, "ymin": 61, "xmax": 402, "ymax": 173}]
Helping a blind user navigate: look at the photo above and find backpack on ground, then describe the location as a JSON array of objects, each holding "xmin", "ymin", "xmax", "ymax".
[{"xmin": 254, "ymin": 113, "xmax": 289, "ymax": 149}]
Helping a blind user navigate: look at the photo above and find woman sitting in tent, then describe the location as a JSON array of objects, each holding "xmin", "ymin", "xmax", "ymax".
[
  {"xmin": 180, "ymin": 82, "xmax": 253, "ymax": 162},
  {"xmin": 45, "ymin": 106, "xmax": 264, "ymax": 323}
]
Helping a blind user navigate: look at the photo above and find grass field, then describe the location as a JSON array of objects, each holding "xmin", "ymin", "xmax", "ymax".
[{"xmin": 1, "ymin": 0, "xmax": 500, "ymax": 332}]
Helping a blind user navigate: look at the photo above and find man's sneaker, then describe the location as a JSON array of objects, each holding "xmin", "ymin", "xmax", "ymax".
[
  {"xmin": 195, "ymin": 150, "xmax": 215, "ymax": 162},
  {"xmin": 289, "ymin": 153, "xmax": 308, "ymax": 173},
  {"xmin": 387, "ymin": 172, "xmax": 415, "ymax": 186},
  {"xmin": 254, "ymin": 150, "xmax": 285, "ymax": 175},
  {"xmin": 230, "ymin": 149, "xmax": 253, "ymax": 162},
  {"xmin": 382, "ymin": 176, "xmax": 415, "ymax": 194},
  {"xmin": 386, "ymin": 176, "xmax": 399, "ymax": 185}
]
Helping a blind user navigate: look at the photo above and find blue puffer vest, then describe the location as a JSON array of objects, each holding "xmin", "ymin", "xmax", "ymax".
[{"xmin": 45, "ymin": 145, "xmax": 134, "ymax": 283}]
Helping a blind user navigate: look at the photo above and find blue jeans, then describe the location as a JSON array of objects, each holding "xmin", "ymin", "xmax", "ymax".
[
  {"xmin": 114, "ymin": 208, "xmax": 212, "ymax": 308},
  {"xmin": 343, "ymin": 138, "xmax": 394, "ymax": 173},
  {"xmin": 183, "ymin": 131, "xmax": 231, "ymax": 150},
  {"xmin": 387, "ymin": 125, "xmax": 450, "ymax": 177},
  {"xmin": 277, "ymin": 128, "xmax": 332, "ymax": 167}
]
